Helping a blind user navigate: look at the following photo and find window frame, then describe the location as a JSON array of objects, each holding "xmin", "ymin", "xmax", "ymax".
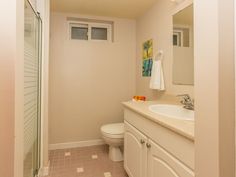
[
  {"xmin": 173, "ymin": 24, "xmax": 192, "ymax": 47},
  {"xmin": 173, "ymin": 29, "xmax": 184, "ymax": 47},
  {"xmin": 68, "ymin": 21, "xmax": 112, "ymax": 42},
  {"xmin": 70, "ymin": 23, "xmax": 89, "ymax": 40}
]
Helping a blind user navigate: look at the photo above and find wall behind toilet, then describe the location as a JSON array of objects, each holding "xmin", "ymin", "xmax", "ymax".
[{"xmin": 49, "ymin": 13, "xmax": 136, "ymax": 145}]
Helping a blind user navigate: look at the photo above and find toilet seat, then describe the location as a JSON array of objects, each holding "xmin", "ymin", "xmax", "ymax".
[{"xmin": 101, "ymin": 123, "xmax": 124, "ymax": 139}]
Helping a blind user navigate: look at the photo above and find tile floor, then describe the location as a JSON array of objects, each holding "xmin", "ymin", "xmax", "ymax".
[{"xmin": 49, "ymin": 145, "xmax": 128, "ymax": 177}]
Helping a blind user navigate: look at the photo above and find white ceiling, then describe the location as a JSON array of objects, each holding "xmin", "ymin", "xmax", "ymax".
[{"xmin": 50, "ymin": 0, "xmax": 158, "ymax": 19}]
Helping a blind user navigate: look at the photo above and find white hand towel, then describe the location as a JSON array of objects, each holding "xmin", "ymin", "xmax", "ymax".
[{"xmin": 150, "ymin": 58, "xmax": 165, "ymax": 90}]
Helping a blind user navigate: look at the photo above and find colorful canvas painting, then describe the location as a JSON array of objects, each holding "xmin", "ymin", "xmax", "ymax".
[{"xmin": 142, "ymin": 39, "xmax": 153, "ymax": 77}]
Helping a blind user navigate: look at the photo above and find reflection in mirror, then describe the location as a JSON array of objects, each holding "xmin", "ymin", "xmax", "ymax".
[{"xmin": 172, "ymin": 4, "xmax": 194, "ymax": 85}]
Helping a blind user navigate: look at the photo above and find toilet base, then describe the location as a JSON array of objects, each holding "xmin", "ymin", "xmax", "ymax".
[{"xmin": 109, "ymin": 146, "xmax": 123, "ymax": 162}]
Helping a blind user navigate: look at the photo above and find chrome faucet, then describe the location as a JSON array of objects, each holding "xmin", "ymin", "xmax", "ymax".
[{"xmin": 177, "ymin": 94, "xmax": 194, "ymax": 110}]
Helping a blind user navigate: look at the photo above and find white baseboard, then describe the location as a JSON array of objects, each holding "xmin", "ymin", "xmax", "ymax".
[{"xmin": 49, "ymin": 139, "xmax": 105, "ymax": 150}]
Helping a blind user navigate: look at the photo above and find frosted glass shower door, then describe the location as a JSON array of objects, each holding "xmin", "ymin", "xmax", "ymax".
[{"xmin": 24, "ymin": 0, "xmax": 42, "ymax": 177}]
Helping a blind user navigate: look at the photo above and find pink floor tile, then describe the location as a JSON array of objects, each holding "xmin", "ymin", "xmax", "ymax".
[{"xmin": 48, "ymin": 145, "xmax": 128, "ymax": 177}]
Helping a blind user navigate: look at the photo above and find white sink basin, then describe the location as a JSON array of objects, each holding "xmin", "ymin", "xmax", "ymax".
[{"xmin": 149, "ymin": 104, "xmax": 194, "ymax": 121}]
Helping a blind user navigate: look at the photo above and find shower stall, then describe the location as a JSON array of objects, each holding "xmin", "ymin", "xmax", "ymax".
[{"xmin": 24, "ymin": 0, "xmax": 42, "ymax": 176}]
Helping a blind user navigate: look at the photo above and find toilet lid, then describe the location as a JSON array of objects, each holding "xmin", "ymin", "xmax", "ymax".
[{"xmin": 101, "ymin": 123, "xmax": 124, "ymax": 135}]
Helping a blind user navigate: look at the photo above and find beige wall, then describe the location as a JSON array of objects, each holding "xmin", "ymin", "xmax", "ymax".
[
  {"xmin": 0, "ymin": 0, "xmax": 24, "ymax": 177},
  {"xmin": 136, "ymin": 0, "xmax": 194, "ymax": 100},
  {"xmin": 195, "ymin": 0, "xmax": 235, "ymax": 176},
  {"xmin": 218, "ymin": 0, "xmax": 235, "ymax": 176},
  {"xmin": 0, "ymin": 0, "xmax": 15, "ymax": 174},
  {"xmin": 49, "ymin": 13, "xmax": 136, "ymax": 144},
  {"xmin": 194, "ymin": 0, "xmax": 219, "ymax": 175}
]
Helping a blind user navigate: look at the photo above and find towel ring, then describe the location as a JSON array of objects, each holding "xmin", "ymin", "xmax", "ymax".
[{"xmin": 154, "ymin": 50, "xmax": 164, "ymax": 61}]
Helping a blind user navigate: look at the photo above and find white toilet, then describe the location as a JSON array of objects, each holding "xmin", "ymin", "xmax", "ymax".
[{"xmin": 101, "ymin": 123, "xmax": 124, "ymax": 162}]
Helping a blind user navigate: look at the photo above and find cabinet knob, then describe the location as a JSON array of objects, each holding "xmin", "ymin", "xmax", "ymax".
[
  {"xmin": 140, "ymin": 139, "xmax": 145, "ymax": 144},
  {"xmin": 146, "ymin": 143, "xmax": 151, "ymax": 148}
]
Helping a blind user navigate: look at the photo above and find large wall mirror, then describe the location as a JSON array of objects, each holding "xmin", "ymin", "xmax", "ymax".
[{"xmin": 172, "ymin": 4, "xmax": 194, "ymax": 85}]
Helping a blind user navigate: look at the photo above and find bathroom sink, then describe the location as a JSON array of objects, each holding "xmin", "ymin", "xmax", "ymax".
[{"xmin": 149, "ymin": 104, "xmax": 194, "ymax": 121}]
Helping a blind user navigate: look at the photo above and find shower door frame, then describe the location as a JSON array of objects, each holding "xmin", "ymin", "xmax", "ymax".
[{"xmin": 24, "ymin": 0, "xmax": 42, "ymax": 176}]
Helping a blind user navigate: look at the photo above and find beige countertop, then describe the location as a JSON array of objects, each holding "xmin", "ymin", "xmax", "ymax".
[{"xmin": 122, "ymin": 99, "xmax": 195, "ymax": 141}]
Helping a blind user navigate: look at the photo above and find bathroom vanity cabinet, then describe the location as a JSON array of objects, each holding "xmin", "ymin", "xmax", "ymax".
[{"xmin": 124, "ymin": 108, "xmax": 195, "ymax": 177}]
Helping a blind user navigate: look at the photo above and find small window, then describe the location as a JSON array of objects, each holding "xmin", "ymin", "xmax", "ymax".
[
  {"xmin": 91, "ymin": 27, "xmax": 108, "ymax": 40},
  {"xmin": 173, "ymin": 27, "xmax": 190, "ymax": 47},
  {"xmin": 173, "ymin": 31, "xmax": 182, "ymax": 46},
  {"xmin": 71, "ymin": 24, "xmax": 88, "ymax": 40},
  {"xmin": 69, "ymin": 21, "xmax": 112, "ymax": 42}
]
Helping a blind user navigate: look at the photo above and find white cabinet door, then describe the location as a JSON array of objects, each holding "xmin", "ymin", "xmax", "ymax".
[
  {"xmin": 147, "ymin": 139, "xmax": 194, "ymax": 177},
  {"xmin": 124, "ymin": 121, "xmax": 147, "ymax": 177}
]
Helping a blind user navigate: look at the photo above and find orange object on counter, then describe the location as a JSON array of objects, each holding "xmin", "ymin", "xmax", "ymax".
[{"xmin": 133, "ymin": 96, "xmax": 146, "ymax": 101}]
